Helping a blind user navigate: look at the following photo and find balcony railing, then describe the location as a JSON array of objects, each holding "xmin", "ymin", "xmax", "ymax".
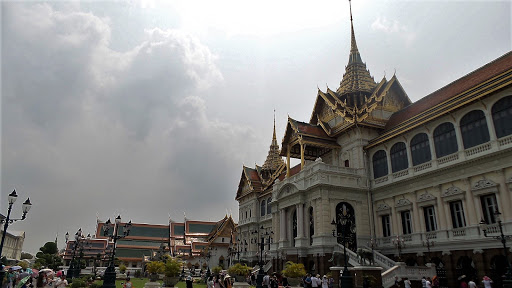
[{"xmin": 371, "ymin": 137, "xmax": 509, "ymax": 187}]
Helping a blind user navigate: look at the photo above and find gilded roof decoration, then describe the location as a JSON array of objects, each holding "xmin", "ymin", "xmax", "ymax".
[
  {"xmin": 309, "ymin": 11, "xmax": 411, "ymax": 135},
  {"xmin": 262, "ymin": 116, "xmax": 285, "ymax": 172}
]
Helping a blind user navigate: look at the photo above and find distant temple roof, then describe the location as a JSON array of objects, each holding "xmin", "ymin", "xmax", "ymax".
[{"xmin": 261, "ymin": 115, "xmax": 285, "ymax": 172}]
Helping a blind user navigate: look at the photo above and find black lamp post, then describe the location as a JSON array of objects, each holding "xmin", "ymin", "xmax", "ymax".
[
  {"xmin": 331, "ymin": 212, "xmax": 353, "ymax": 288},
  {"xmin": 393, "ymin": 235, "xmax": 405, "ymax": 262},
  {"xmin": 102, "ymin": 215, "xmax": 132, "ymax": 288},
  {"xmin": 252, "ymin": 226, "xmax": 272, "ymax": 288},
  {"xmin": 422, "ymin": 238, "xmax": 435, "ymax": 264},
  {"xmin": 65, "ymin": 229, "xmax": 91, "ymax": 281},
  {"xmin": 0, "ymin": 190, "xmax": 31, "ymax": 288},
  {"xmin": 367, "ymin": 238, "xmax": 378, "ymax": 266},
  {"xmin": 479, "ymin": 209, "xmax": 512, "ymax": 288}
]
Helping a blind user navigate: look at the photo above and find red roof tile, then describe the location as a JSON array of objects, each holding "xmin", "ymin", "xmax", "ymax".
[
  {"xmin": 293, "ymin": 119, "xmax": 332, "ymax": 139},
  {"xmin": 384, "ymin": 51, "xmax": 512, "ymax": 131},
  {"xmin": 277, "ymin": 164, "xmax": 302, "ymax": 181}
]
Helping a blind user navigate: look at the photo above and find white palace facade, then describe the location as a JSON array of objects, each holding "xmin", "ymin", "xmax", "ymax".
[{"xmin": 235, "ymin": 7, "xmax": 512, "ymax": 288}]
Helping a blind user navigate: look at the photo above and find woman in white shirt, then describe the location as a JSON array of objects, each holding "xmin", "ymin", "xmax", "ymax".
[{"xmin": 403, "ymin": 277, "xmax": 411, "ymax": 288}]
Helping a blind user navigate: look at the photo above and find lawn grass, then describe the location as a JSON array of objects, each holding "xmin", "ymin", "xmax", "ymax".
[{"xmin": 94, "ymin": 278, "xmax": 208, "ymax": 288}]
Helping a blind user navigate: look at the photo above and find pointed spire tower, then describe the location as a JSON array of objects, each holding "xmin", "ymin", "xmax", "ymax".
[
  {"xmin": 262, "ymin": 111, "xmax": 285, "ymax": 174},
  {"xmin": 336, "ymin": 0, "xmax": 376, "ymax": 105}
]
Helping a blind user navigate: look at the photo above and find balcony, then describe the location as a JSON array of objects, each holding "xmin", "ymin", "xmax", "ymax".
[
  {"xmin": 274, "ymin": 160, "xmax": 367, "ymax": 194},
  {"xmin": 374, "ymin": 221, "xmax": 511, "ymax": 255},
  {"xmin": 371, "ymin": 136, "xmax": 512, "ymax": 187}
]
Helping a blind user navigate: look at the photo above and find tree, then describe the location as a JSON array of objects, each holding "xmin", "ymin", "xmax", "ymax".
[
  {"xmin": 35, "ymin": 242, "xmax": 63, "ymax": 270},
  {"xmin": 20, "ymin": 252, "xmax": 33, "ymax": 260}
]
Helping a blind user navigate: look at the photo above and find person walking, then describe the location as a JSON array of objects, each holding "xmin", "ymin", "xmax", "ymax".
[
  {"xmin": 403, "ymin": 278, "xmax": 411, "ymax": 288},
  {"xmin": 186, "ymin": 275, "xmax": 193, "ymax": 288},
  {"xmin": 468, "ymin": 278, "xmax": 477, "ymax": 288},
  {"xmin": 482, "ymin": 276, "xmax": 493, "ymax": 288},
  {"xmin": 311, "ymin": 275, "xmax": 319, "ymax": 288},
  {"xmin": 207, "ymin": 276, "xmax": 214, "ymax": 288},
  {"xmin": 54, "ymin": 275, "xmax": 68, "ymax": 288},
  {"xmin": 321, "ymin": 275, "xmax": 329, "ymax": 288}
]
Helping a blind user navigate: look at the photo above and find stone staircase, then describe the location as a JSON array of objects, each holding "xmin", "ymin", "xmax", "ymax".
[{"xmin": 332, "ymin": 244, "xmax": 436, "ymax": 288}]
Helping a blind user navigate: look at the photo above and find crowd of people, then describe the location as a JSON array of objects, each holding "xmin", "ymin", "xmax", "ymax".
[
  {"xmin": 3, "ymin": 267, "xmax": 67, "ymax": 288},
  {"xmin": 395, "ymin": 274, "xmax": 494, "ymax": 288}
]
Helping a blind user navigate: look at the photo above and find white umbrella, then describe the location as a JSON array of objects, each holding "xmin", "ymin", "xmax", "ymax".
[{"xmin": 11, "ymin": 266, "xmax": 22, "ymax": 271}]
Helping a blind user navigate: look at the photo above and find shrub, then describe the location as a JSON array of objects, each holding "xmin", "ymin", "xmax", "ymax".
[
  {"xmin": 134, "ymin": 270, "xmax": 142, "ymax": 278},
  {"xmin": 212, "ymin": 266, "xmax": 222, "ymax": 275},
  {"xmin": 70, "ymin": 278, "xmax": 86, "ymax": 288},
  {"xmin": 89, "ymin": 283, "xmax": 101, "ymax": 288},
  {"xmin": 164, "ymin": 258, "xmax": 181, "ymax": 277},
  {"xmin": 119, "ymin": 264, "xmax": 127, "ymax": 274},
  {"xmin": 281, "ymin": 261, "xmax": 306, "ymax": 278},
  {"xmin": 146, "ymin": 261, "xmax": 165, "ymax": 274},
  {"xmin": 227, "ymin": 263, "xmax": 252, "ymax": 276}
]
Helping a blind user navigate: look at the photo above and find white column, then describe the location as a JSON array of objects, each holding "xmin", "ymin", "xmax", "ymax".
[
  {"xmin": 436, "ymin": 186, "xmax": 447, "ymax": 230},
  {"xmin": 464, "ymin": 178, "xmax": 479, "ymax": 225},
  {"xmin": 484, "ymin": 110, "xmax": 497, "ymax": 141},
  {"xmin": 280, "ymin": 209, "xmax": 287, "ymax": 242},
  {"xmin": 297, "ymin": 204, "xmax": 304, "ymax": 238},
  {"xmin": 428, "ymin": 133, "xmax": 437, "ymax": 160},
  {"xmin": 497, "ymin": 170, "xmax": 511, "ymax": 220}
]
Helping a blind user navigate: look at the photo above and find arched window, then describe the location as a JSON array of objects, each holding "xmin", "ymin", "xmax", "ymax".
[
  {"xmin": 460, "ymin": 110, "xmax": 490, "ymax": 148},
  {"xmin": 309, "ymin": 207, "xmax": 314, "ymax": 245},
  {"xmin": 260, "ymin": 200, "xmax": 266, "ymax": 217},
  {"xmin": 372, "ymin": 150, "xmax": 388, "ymax": 178},
  {"xmin": 390, "ymin": 142, "xmax": 408, "ymax": 172},
  {"xmin": 434, "ymin": 122, "xmax": 458, "ymax": 158},
  {"xmin": 267, "ymin": 198, "xmax": 272, "ymax": 214},
  {"xmin": 492, "ymin": 96, "xmax": 512, "ymax": 138},
  {"xmin": 410, "ymin": 133, "xmax": 431, "ymax": 166}
]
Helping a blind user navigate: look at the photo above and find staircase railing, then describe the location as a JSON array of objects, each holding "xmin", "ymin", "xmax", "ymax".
[{"xmin": 334, "ymin": 244, "xmax": 362, "ymax": 267}]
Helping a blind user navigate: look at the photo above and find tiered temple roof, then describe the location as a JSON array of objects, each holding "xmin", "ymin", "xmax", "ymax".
[{"xmin": 309, "ymin": 2, "xmax": 411, "ymax": 136}]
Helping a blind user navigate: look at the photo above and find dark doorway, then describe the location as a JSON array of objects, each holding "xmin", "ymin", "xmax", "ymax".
[{"xmin": 334, "ymin": 202, "xmax": 357, "ymax": 252}]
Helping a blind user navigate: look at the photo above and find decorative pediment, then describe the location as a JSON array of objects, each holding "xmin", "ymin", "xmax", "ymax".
[
  {"xmin": 418, "ymin": 192, "xmax": 436, "ymax": 202},
  {"xmin": 396, "ymin": 198, "xmax": 412, "ymax": 207},
  {"xmin": 471, "ymin": 179, "xmax": 499, "ymax": 196},
  {"xmin": 395, "ymin": 198, "xmax": 412, "ymax": 212},
  {"xmin": 472, "ymin": 179, "xmax": 497, "ymax": 190},
  {"xmin": 417, "ymin": 192, "xmax": 436, "ymax": 207},
  {"xmin": 377, "ymin": 203, "xmax": 390, "ymax": 211},
  {"xmin": 376, "ymin": 203, "xmax": 391, "ymax": 216},
  {"xmin": 442, "ymin": 186, "xmax": 464, "ymax": 197}
]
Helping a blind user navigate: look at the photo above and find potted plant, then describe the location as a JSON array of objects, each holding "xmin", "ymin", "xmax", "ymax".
[
  {"xmin": 145, "ymin": 261, "xmax": 165, "ymax": 282},
  {"xmin": 163, "ymin": 257, "xmax": 182, "ymax": 287},
  {"xmin": 228, "ymin": 263, "xmax": 252, "ymax": 282},
  {"xmin": 281, "ymin": 261, "xmax": 306, "ymax": 287}
]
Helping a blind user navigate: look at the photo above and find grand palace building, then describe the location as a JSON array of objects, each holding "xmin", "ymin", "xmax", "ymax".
[{"xmin": 235, "ymin": 5, "xmax": 512, "ymax": 288}]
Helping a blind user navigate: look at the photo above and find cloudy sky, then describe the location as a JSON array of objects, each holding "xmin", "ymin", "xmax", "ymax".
[{"xmin": 1, "ymin": 0, "xmax": 510, "ymax": 254}]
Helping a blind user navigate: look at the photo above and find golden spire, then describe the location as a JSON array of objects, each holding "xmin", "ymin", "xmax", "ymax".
[
  {"xmin": 262, "ymin": 110, "xmax": 284, "ymax": 171},
  {"xmin": 337, "ymin": 0, "xmax": 376, "ymax": 98},
  {"xmin": 348, "ymin": 0, "xmax": 361, "ymax": 64}
]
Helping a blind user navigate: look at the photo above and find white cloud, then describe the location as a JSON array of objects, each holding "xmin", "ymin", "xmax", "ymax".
[
  {"xmin": 371, "ymin": 16, "xmax": 416, "ymax": 47},
  {"xmin": 1, "ymin": 2, "xmax": 251, "ymax": 253}
]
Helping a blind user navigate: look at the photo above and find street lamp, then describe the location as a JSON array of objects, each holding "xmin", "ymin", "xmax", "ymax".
[
  {"xmin": 367, "ymin": 238, "xmax": 378, "ymax": 266},
  {"xmin": 0, "ymin": 190, "xmax": 32, "ymax": 288},
  {"xmin": 65, "ymin": 229, "xmax": 91, "ymax": 281},
  {"xmin": 331, "ymin": 206, "xmax": 354, "ymax": 288},
  {"xmin": 102, "ymin": 215, "xmax": 132, "ymax": 288},
  {"xmin": 479, "ymin": 209, "xmax": 512, "ymax": 288},
  {"xmin": 393, "ymin": 235, "xmax": 405, "ymax": 262},
  {"xmin": 422, "ymin": 238, "xmax": 435, "ymax": 264},
  {"xmin": 252, "ymin": 226, "xmax": 272, "ymax": 288}
]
